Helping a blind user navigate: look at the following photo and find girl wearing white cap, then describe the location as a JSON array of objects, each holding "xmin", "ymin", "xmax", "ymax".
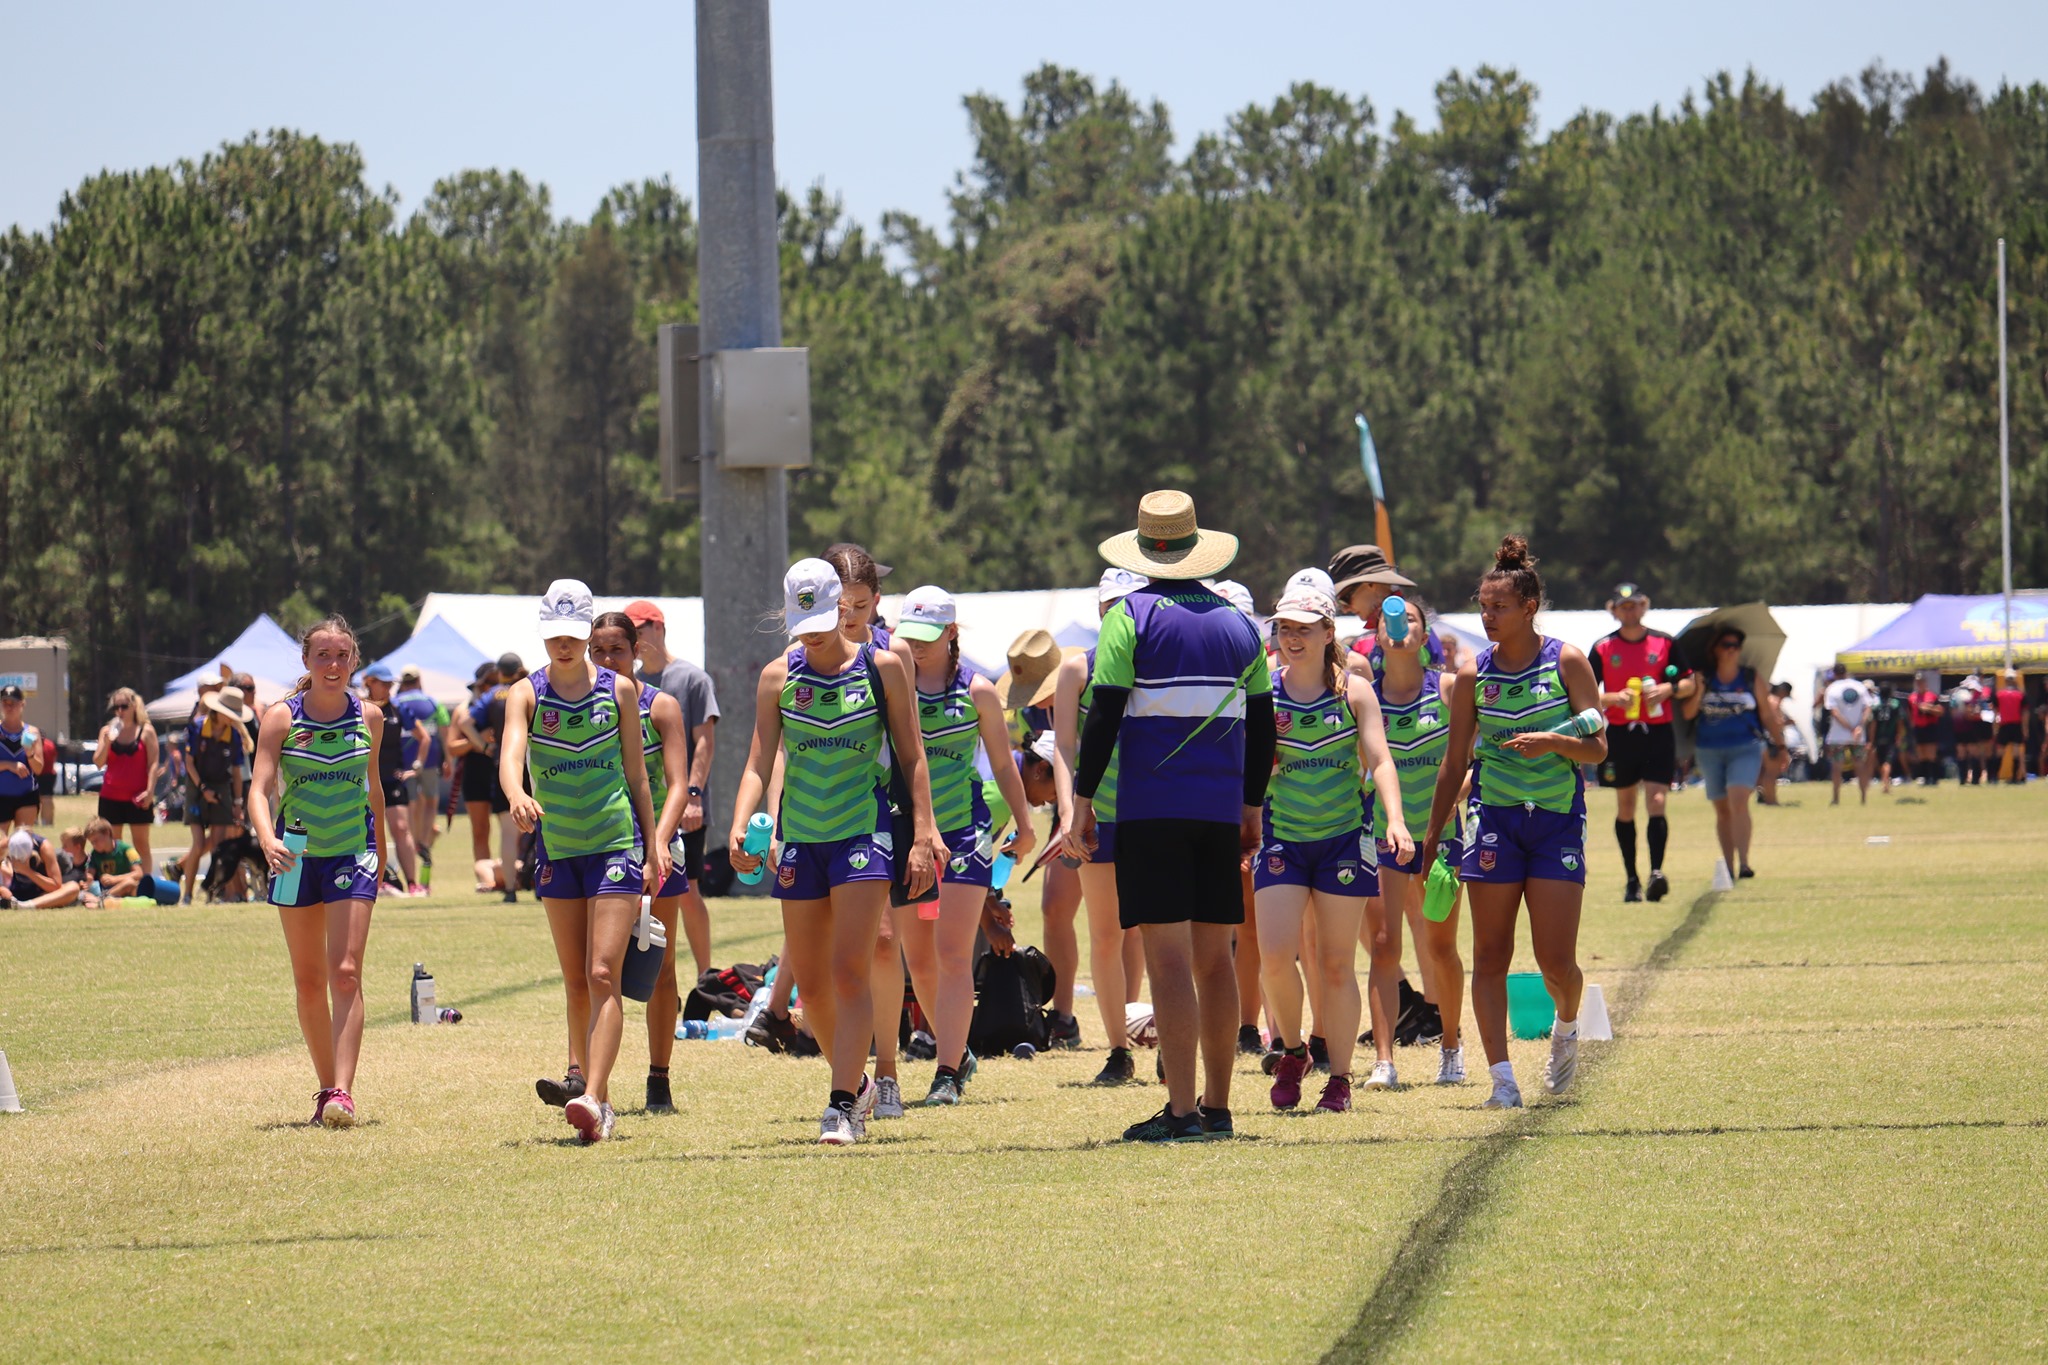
[
  {"xmin": 729, "ymin": 559, "xmax": 944, "ymax": 1145},
  {"xmin": 497, "ymin": 580, "xmax": 668, "ymax": 1144},
  {"xmin": 895, "ymin": 585, "xmax": 1039, "ymax": 1106},
  {"xmin": 1052, "ymin": 566, "xmax": 1150, "ymax": 1085},
  {"xmin": 247, "ymin": 615, "xmax": 389, "ymax": 1128},
  {"xmin": 1255, "ymin": 579, "xmax": 1410, "ymax": 1111}
]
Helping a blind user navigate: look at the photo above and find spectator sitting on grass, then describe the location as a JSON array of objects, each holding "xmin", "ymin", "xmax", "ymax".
[
  {"xmin": 85, "ymin": 816, "xmax": 152, "ymax": 898},
  {"xmin": 1, "ymin": 826, "xmax": 80, "ymax": 908},
  {"xmin": 58, "ymin": 827, "xmax": 102, "ymax": 907}
]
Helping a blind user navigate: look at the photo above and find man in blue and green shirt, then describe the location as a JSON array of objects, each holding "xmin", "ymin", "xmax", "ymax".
[{"xmin": 1067, "ymin": 491, "xmax": 1278, "ymax": 1144}]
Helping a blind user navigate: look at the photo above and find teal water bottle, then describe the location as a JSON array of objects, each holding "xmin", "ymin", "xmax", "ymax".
[
  {"xmin": 1550, "ymin": 707, "xmax": 1605, "ymax": 738},
  {"xmin": 991, "ymin": 850, "xmax": 1015, "ymax": 891},
  {"xmin": 270, "ymin": 821, "xmax": 309, "ymax": 903},
  {"xmin": 737, "ymin": 812, "xmax": 775, "ymax": 885},
  {"xmin": 1383, "ymin": 595, "xmax": 1410, "ymax": 645}
]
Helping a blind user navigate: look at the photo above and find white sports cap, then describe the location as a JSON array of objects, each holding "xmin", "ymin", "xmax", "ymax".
[
  {"xmin": 1213, "ymin": 579, "xmax": 1256, "ymax": 617},
  {"xmin": 1272, "ymin": 584, "xmax": 1338, "ymax": 624},
  {"xmin": 538, "ymin": 579, "xmax": 595, "ymax": 640},
  {"xmin": 7, "ymin": 829, "xmax": 35, "ymax": 862},
  {"xmin": 1098, "ymin": 567, "xmax": 1146, "ymax": 606},
  {"xmin": 784, "ymin": 558, "xmax": 843, "ymax": 635},
  {"xmin": 896, "ymin": 585, "xmax": 957, "ymax": 642},
  {"xmin": 1285, "ymin": 567, "xmax": 1336, "ymax": 600}
]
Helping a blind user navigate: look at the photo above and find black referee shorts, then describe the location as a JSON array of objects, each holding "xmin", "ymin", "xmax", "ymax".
[{"xmin": 1113, "ymin": 818, "xmax": 1246, "ymax": 929}]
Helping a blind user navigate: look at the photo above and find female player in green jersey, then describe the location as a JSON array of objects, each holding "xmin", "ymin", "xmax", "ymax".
[
  {"xmin": 1255, "ymin": 580, "xmax": 1409, "ymax": 1113},
  {"xmin": 729, "ymin": 559, "xmax": 943, "ymax": 1146},
  {"xmin": 587, "ymin": 613, "xmax": 692, "ymax": 1114},
  {"xmin": 1053, "ymin": 568, "xmax": 1153, "ymax": 1085},
  {"xmin": 894, "ymin": 586, "xmax": 1039, "ymax": 1106},
  {"xmin": 1420, "ymin": 537, "xmax": 1606, "ymax": 1110},
  {"xmin": 1371, "ymin": 597, "xmax": 1471, "ymax": 1086},
  {"xmin": 249, "ymin": 616, "xmax": 390, "ymax": 1129},
  {"xmin": 499, "ymin": 581, "xmax": 667, "ymax": 1144}
]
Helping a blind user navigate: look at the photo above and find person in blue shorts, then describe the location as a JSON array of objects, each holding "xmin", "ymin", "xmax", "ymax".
[
  {"xmin": 1686, "ymin": 626, "xmax": 1783, "ymax": 880},
  {"xmin": 1419, "ymin": 537, "xmax": 1606, "ymax": 1111}
]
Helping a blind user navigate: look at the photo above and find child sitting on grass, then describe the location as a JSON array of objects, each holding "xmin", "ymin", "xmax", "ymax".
[
  {"xmin": 85, "ymin": 817, "xmax": 151, "ymax": 899},
  {"xmin": 58, "ymin": 827, "xmax": 103, "ymax": 908}
]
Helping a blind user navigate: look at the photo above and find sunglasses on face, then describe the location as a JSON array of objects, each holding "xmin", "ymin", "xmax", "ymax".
[{"xmin": 1716, "ymin": 640, "xmax": 1741, "ymax": 651}]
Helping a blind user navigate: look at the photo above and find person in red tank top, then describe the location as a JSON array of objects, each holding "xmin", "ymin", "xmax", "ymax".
[
  {"xmin": 1588, "ymin": 583, "xmax": 1696, "ymax": 903},
  {"xmin": 93, "ymin": 688, "xmax": 161, "ymax": 873},
  {"xmin": 1996, "ymin": 669, "xmax": 2028, "ymax": 784}
]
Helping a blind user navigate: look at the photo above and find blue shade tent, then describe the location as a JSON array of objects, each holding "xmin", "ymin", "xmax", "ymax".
[
  {"xmin": 147, "ymin": 615, "xmax": 308, "ymax": 722},
  {"xmin": 358, "ymin": 615, "xmax": 489, "ymax": 706},
  {"xmin": 1836, "ymin": 592, "xmax": 2048, "ymax": 674}
]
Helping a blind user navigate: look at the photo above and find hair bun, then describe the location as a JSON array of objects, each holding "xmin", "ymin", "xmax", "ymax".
[{"xmin": 1494, "ymin": 534, "xmax": 1534, "ymax": 572}]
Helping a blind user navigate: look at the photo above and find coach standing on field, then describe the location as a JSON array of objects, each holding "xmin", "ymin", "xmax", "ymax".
[
  {"xmin": 1590, "ymin": 583, "xmax": 1695, "ymax": 903},
  {"xmin": 1065, "ymin": 491, "xmax": 1277, "ymax": 1144}
]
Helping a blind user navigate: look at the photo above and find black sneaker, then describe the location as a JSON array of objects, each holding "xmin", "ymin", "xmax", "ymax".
[
  {"xmin": 1646, "ymin": 870, "xmax": 1670, "ymax": 902},
  {"xmin": 746, "ymin": 1009, "xmax": 799, "ymax": 1054},
  {"xmin": 1357, "ymin": 1027, "xmax": 1374, "ymax": 1047},
  {"xmin": 1047, "ymin": 1011, "xmax": 1083, "ymax": 1051},
  {"xmin": 1122, "ymin": 1104, "xmax": 1205, "ymax": 1143},
  {"xmin": 1624, "ymin": 878, "xmax": 1644, "ymax": 903},
  {"xmin": 1197, "ymin": 1104, "xmax": 1234, "ymax": 1140},
  {"xmin": 1395, "ymin": 990, "xmax": 1436, "ymax": 1047},
  {"xmin": 1237, "ymin": 1024, "xmax": 1264, "ymax": 1055},
  {"xmin": 904, "ymin": 1029, "xmax": 938, "ymax": 1062},
  {"xmin": 1307, "ymin": 1035, "xmax": 1331, "ymax": 1073},
  {"xmin": 1412, "ymin": 1001, "xmax": 1443, "ymax": 1046},
  {"xmin": 1092, "ymin": 1047, "xmax": 1136, "ymax": 1085},
  {"xmin": 1738, "ymin": 865, "xmax": 1755, "ymax": 879},
  {"xmin": 536, "ymin": 1071, "xmax": 586, "ymax": 1107},
  {"xmin": 788, "ymin": 1028, "xmax": 822, "ymax": 1058},
  {"xmin": 646, "ymin": 1073, "xmax": 674, "ymax": 1113},
  {"xmin": 501, "ymin": 888, "xmax": 518, "ymax": 904}
]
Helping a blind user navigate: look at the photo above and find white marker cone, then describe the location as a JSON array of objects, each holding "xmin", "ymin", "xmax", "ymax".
[
  {"xmin": 0, "ymin": 1050, "xmax": 21, "ymax": 1113},
  {"xmin": 1711, "ymin": 857, "xmax": 1735, "ymax": 892},
  {"xmin": 1578, "ymin": 984, "xmax": 1613, "ymax": 1041}
]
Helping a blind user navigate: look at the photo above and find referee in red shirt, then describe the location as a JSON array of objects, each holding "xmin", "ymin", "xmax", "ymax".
[{"xmin": 1590, "ymin": 583, "xmax": 1696, "ymax": 902}]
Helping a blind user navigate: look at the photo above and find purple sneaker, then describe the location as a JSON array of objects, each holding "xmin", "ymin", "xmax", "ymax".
[
  {"xmin": 1316, "ymin": 1074, "xmax": 1353, "ymax": 1113},
  {"xmin": 1270, "ymin": 1050, "xmax": 1309, "ymax": 1110}
]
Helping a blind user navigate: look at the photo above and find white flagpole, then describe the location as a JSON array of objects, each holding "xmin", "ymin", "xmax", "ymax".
[{"xmin": 1999, "ymin": 238, "xmax": 2013, "ymax": 673}]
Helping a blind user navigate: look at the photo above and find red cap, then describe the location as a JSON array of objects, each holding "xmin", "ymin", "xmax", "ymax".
[{"xmin": 623, "ymin": 600, "xmax": 665, "ymax": 628}]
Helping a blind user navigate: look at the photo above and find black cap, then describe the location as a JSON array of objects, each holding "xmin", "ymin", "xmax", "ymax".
[
  {"xmin": 0, "ymin": 684, "xmax": 22, "ymax": 702},
  {"xmin": 472, "ymin": 662, "xmax": 498, "ymax": 684},
  {"xmin": 495, "ymin": 652, "xmax": 525, "ymax": 678},
  {"xmin": 1609, "ymin": 582, "xmax": 1646, "ymax": 605}
]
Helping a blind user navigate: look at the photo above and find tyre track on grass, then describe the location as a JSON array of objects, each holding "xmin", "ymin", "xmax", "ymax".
[{"xmin": 1320, "ymin": 886, "xmax": 1723, "ymax": 1364}]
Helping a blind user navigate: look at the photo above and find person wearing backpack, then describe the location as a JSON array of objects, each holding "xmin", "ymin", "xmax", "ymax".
[{"xmin": 727, "ymin": 559, "xmax": 943, "ymax": 1147}]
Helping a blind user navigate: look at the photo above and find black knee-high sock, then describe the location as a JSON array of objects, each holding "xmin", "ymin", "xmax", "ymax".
[
  {"xmin": 1614, "ymin": 819, "xmax": 1639, "ymax": 882},
  {"xmin": 1647, "ymin": 815, "xmax": 1669, "ymax": 872}
]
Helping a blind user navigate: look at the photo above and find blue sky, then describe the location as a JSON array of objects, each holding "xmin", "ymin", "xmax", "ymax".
[{"xmin": 4, "ymin": 1, "xmax": 2041, "ymax": 238}]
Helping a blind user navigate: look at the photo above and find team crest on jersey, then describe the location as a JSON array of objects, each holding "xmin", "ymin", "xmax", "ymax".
[
  {"xmin": 1531, "ymin": 683, "xmax": 1552, "ymax": 699},
  {"xmin": 1478, "ymin": 850, "xmax": 1497, "ymax": 872},
  {"xmin": 1562, "ymin": 851, "xmax": 1581, "ymax": 872},
  {"xmin": 795, "ymin": 685, "xmax": 814, "ymax": 710},
  {"xmin": 944, "ymin": 698, "xmax": 968, "ymax": 719},
  {"xmin": 777, "ymin": 864, "xmax": 795, "ymax": 888},
  {"xmin": 1267, "ymin": 853, "xmax": 1286, "ymax": 874},
  {"xmin": 605, "ymin": 861, "xmax": 625, "ymax": 883},
  {"xmin": 949, "ymin": 855, "xmax": 968, "ymax": 875},
  {"xmin": 540, "ymin": 709, "xmax": 560, "ymax": 735},
  {"xmin": 1337, "ymin": 867, "xmax": 1356, "ymax": 885},
  {"xmin": 848, "ymin": 848, "xmax": 871, "ymax": 871},
  {"xmin": 845, "ymin": 688, "xmax": 868, "ymax": 709},
  {"xmin": 591, "ymin": 706, "xmax": 612, "ymax": 730},
  {"xmin": 1420, "ymin": 711, "xmax": 1439, "ymax": 727},
  {"xmin": 334, "ymin": 869, "xmax": 350, "ymax": 888},
  {"xmin": 1276, "ymin": 712, "xmax": 1293, "ymax": 735},
  {"xmin": 796, "ymin": 588, "xmax": 817, "ymax": 610},
  {"xmin": 1325, "ymin": 711, "xmax": 1341, "ymax": 728},
  {"xmin": 1480, "ymin": 682, "xmax": 1501, "ymax": 703}
]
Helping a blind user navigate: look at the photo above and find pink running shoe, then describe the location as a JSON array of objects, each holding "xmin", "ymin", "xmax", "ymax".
[
  {"xmin": 566, "ymin": 1093, "xmax": 606, "ymax": 1144},
  {"xmin": 1315, "ymin": 1074, "xmax": 1353, "ymax": 1113},
  {"xmin": 310, "ymin": 1088, "xmax": 335, "ymax": 1125},
  {"xmin": 319, "ymin": 1089, "xmax": 357, "ymax": 1128},
  {"xmin": 1270, "ymin": 1050, "xmax": 1309, "ymax": 1110}
]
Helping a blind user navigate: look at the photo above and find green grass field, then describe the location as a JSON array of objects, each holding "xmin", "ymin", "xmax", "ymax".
[{"xmin": 3, "ymin": 783, "xmax": 2044, "ymax": 1361}]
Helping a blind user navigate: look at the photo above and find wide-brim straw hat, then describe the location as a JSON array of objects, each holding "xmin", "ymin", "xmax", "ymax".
[
  {"xmin": 1098, "ymin": 490, "xmax": 1239, "ymax": 580},
  {"xmin": 995, "ymin": 630, "xmax": 1082, "ymax": 710},
  {"xmin": 204, "ymin": 685, "xmax": 255, "ymax": 725}
]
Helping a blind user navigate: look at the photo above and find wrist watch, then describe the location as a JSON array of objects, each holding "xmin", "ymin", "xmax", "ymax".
[{"xmin": 687, "ymin": 786, "xmax": 704, "ymax": 798}]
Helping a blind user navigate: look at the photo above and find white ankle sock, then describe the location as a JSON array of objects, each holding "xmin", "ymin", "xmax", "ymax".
[
  {"xmin": 1553, "ymin": 1017, "xmax": 1579, "ymax": 1041},
  {"xmin": 1489, "ymin": 1060, "xmax": 1517, "ymax": 1087}
]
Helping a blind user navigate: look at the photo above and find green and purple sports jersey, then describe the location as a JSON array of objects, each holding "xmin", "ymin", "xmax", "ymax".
[
  {"xmin": 637, "ymin": 683, "xmax": 669, "ymax": 821},
  {"xmin": 1093, "ymin": 583, "xmax": 1272, "ymax": 825},
  {"xmin": 278, "ymin": 692, "xmax": 374, "ymax": 856},
  {"xmin": 1267, "ymin": 673, "xmax": 1364, "ymax": 843},
  {"xmin": 917, "ymin": 666, "xmax": 985, "ymax": 832},
  {"xmin": 1473, "ymin": 637, "xmax": 1580, "ymax": 813},
  {"xmin": 1077, "ymin": 650, "xmax": 1121, "ymax": 822},
  {"xmin": 778, "ymin": 645, "xmax": 887, "ymax": 844},
  {"xmin": 528, "ymin": 666, "xmax": 639, "ymax": 859},
  {"xmin": 1374, "ymin": 670, "xmax": 1454, "ymax": 840}
]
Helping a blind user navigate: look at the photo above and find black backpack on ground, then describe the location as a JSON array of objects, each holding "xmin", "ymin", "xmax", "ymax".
[
  {"xmin": 684, "ymin": 957, "xmax": 773, "ymax": 1021},
  {"xmin": 969, "ymin": 945, "xmax": 1057, "ymax": 1055}
]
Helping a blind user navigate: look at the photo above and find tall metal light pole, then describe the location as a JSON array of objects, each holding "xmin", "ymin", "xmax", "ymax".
[
  {"xmin": 1998, "ymin": 237, "xmax": 2013, "ymax": 672},
  {"xmin": 697, "ymin": 0, "xmax": 788, "ymax": 844}
]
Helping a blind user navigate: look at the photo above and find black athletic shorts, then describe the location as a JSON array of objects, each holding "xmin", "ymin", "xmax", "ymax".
[
  {"xmin": 1600, "ymin": 724, "xmax": 1677, "ymax": 789},
  {"xmin": 1998, "ymin": 721, "xmax": 2024, "ymax": 746},
  {"xmin": 382, "ymin": 775, "xmax": 411, "ymax": 808},
  {"xmin": 1113, "ymin": 818, "xmax": 1246, "ymax": 928},
  {"xmin": 97, "ymin": 795, "xmax": 155, "ymax": 827},
  {"xmin": 460, "ymin": 753, "xmax": 509, "ymax": 813}
]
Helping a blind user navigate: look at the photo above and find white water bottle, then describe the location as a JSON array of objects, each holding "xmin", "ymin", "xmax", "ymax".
[{"xmin": 411, "ymin": 963, "xmax": 437, "ymax": 1024}]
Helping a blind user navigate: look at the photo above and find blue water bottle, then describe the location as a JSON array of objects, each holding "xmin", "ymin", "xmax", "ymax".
[
  {"xmin": 1383, "ymin": 596, "xmax": 1410, "ymax": 645},
  {"xmin": 270, "ymin": 821, "xmax": 309, "ymax": 903},
  {"xmin": 991, "ymin": 849, "xmax": 1015, "ymax": 891},
  {"xmin": 737, "ymin": 812, "xmax": 775, "ymax": 885}
]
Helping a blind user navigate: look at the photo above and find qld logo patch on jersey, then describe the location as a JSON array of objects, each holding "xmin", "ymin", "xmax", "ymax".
[
  {"xmin": 794, "ymin": 685, "xmax": 814, "ymax": 710},
  {"xmin": 540, "ymin": 709, "xmax": 560, "ymax": 735},
  {"xmin": 1478, "ymin": 850, "xmax": 1498, "ymax": 872},
  {"xmin": 1275, "ymin": 712, "xmax": 1293, "ymax": 735},
  {"xmin": 1267, "ymin": 853, "xmax": 1287, "ymax": 874},
  {"xmin": 777, "ymin": 863, "xmax": 796, "ymax": 888}
]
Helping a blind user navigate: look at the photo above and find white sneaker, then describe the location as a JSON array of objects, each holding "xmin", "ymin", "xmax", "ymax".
[
  {"xmin": 1436, "ymin": 1047, "xmax": 1467, "ymax": 1085},
  {"xmin": 1480, "ymin": 1081, "xmax": 1523, "ymax": 1109},
  {"xmin": 873, "ymin": 1076, "xmax": 904, "ymax": 1119},
  {"xmin": 1362, "ymin": 1060, "xmax": 1398, "ymax": 1090},
  {"xmin": 1544, "ymin": 1031, "xmax": 1579, "ymax": 1095},
  {"xmin": 566, "ymin": 1094, "xmax": 613, "ymax": 1144},
  {"xmin": 818, "ymin": 1106, "xmax": 857, "ymax": 1146}
]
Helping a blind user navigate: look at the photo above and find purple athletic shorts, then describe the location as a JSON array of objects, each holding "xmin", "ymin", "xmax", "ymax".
[
  {"xmin": 774, "ymin": 830, "xmax": 893, "ymax": 900},
  {"xmin": 272, "ymin": 851, "xmax": 380, "ymax": 907},
  {"xmin": 1254, "ymin": 826, "xmax": 1377, "ymax": 897},
  {"xmin": 1461, "ymin": 802, "xmax": 1587, "ymax": 886},
  {"xmin": 535, "ymin": 839, "xmax": 646, "ymax": 901}
]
